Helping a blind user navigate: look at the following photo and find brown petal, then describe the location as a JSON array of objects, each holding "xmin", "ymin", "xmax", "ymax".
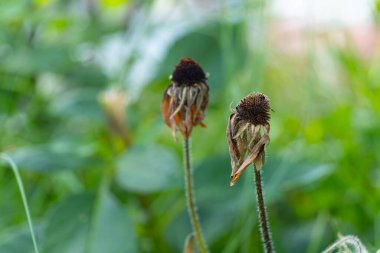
[
  {"xmin": 161, "ymin": 92, "xmax": 172, "ymax": 127},
  {"xmin": 185, "ymin": 91, "xmax": 193, "ymax": 135},
  {"xmin": 230, "ymin": 134, "xmax": 269, "ymax": 187},
  {"xmin": 227, "ymin": 113, "xmax": 241, "ymax": 177},
  {"xmin": 183, "ymin": 233, "xmax": 196, "ymax": 253},
  {"xmin": 174, "ymin": 112, "xmax": 189, "ymax": 139},
  {"xmin": 253, "ymin": 147, "xmax": 265, "ymax": 171}
]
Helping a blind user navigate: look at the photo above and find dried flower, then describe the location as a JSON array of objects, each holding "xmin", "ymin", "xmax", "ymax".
[
  {"xmin": 227, "ymin": 92, "xmax": 271, "ymax": 187},
  {"xmin": 162, "ymin": 58, "xmax": 209, "ymax": 140},
  {"xmin": 99, "ymin": 87, "xmax": 128, "ymax": 142}
]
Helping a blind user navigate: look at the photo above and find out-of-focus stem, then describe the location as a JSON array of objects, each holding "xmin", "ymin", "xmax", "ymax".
[{"xmin": 183, "ymin": 139, "xmax": 208, "ymax": 253}]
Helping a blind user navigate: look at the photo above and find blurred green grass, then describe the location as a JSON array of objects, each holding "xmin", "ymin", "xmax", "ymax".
[{"xmin": 1, "ymin": 0, "xmax": 380, "ymax": 252}]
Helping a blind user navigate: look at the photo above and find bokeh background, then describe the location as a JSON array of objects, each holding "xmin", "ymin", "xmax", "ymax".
[{"xmin": 1, "ymin": 0, "xmax": 380, "ymax": 252}]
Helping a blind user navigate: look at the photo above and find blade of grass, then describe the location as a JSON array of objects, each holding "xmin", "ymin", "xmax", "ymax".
[{"xmin": 0, "ymin": 153, "xmax": 40, "ymax": 253}]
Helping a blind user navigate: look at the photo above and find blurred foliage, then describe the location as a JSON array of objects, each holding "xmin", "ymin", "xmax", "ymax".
[{"xmin": 1, "ymin": 0, "xmax": 380, "ymax": 252}]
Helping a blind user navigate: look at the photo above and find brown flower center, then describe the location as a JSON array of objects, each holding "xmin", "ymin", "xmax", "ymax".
[
  {"xmin": 171, "ymin": 58, "xmax": 206, "ymax": 86},
  {"xmin": 236, "ymin": 93, "xmax": 270, "ymax": 125}
]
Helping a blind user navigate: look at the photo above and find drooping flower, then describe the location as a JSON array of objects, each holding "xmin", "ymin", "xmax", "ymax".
[
  {"xmin": 99, "ymin": 87, "xmax": 128, "ymax": 142},
  {"xmin": 162, "ymin": 58, "xmax": 209, "ymax": 140},
  {"xmin": 227, "ymin": 92, "xmax": 271, "ymax": 187}
]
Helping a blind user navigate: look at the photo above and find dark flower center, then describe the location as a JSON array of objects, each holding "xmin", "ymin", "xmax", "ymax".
[
  {"xmin": 236, "ymin": 93, "xmax": 271, "ymax": 125},
  {"xmin": 171, "ymin": 58, "xmax": 206, "ymax": 86}
]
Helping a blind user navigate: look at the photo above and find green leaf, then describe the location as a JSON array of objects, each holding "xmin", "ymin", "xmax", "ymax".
[
  {"xmin": 280, "ymin": 164, "xmax": 333, "ymax": 190},
  {"xmin": 0, "ymin": 225, "xmax": 42, "ymax": 253},
  {"xmin": 42, "ymin": 194, "xmax": 94, "ymax": 253},
  {"xmin": 87, "ymin": 191, "xmax": 137, "ymax": 253},
  {"xmin": 42, "ymin": 192, "xmax": 137, "ymax": 253},
  {"xmin": 0, "ymin": 47, "xmax": 71, "ymax": 75},
  {"xmin": 116, "ymin": 145, "xmax": 180, "ymax": 193},
  {"xmin": 263, "ymin": 158, "xmax": 335, "ymax": 201},
  {"xmin": 49, "ymin": 88, "xmax": 104, "ymax": 122},
  {"xmin": 8, "ymin": 146, "xmax": 99, "ymax": 172}
]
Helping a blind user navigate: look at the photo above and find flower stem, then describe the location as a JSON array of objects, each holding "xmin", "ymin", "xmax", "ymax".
[
  {"xmin": 254, "ymin": 167, "xmax": 274, "ymax": 253},
  {"xmin": 1, "ymin": 154, "xmax": 40, "ymax": 253},
  {"xmin": 183, "ymin": 139, "xmax": 208, "ymax": 253}
]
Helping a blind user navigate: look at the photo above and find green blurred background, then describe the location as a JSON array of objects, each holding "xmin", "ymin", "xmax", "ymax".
[{"xmin": 1, "ymin": 0, "xmax": 380, "ymax": 252}]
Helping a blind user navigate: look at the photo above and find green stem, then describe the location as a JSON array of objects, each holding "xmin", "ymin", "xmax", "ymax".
[
  {"xmin": 183, "ymin": 139, "xmax": 208, "ymax": 253},
  {"xmin": 1, "ymin": 154, "xmax": 40, "ymax": 253},
  {"xmin": 254, "ymin": 167, "xmax": 274, "ymax": 253}
]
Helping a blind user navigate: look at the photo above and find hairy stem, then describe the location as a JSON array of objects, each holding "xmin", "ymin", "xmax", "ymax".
[
  {"xmin": 254, "ymin": 167, "xmax": 274, "ymax": 253},
  {"xmin": 1, "ymin": 154, "xmax": 40, "ymax": 253},
  {"xmin": 183, "ymin": 139, "xmax": 208, "ymax": 253}
]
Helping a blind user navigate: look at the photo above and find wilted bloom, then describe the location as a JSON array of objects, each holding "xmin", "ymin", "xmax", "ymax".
[
  {"xmin": 99, "ymin": 87, "xmax": 128, "ymax": 142},
  {"xmin": 162, "ymin": 58, "xmax": 209, "ymax": 140},
  {"xmin": 227, "ymin": 92, "xmax": 271, "ymax": 187}
]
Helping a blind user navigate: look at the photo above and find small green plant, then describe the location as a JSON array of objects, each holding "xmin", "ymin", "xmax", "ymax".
[
  {"xmin": 0, "ymin": 154, "xmax": 40, "ymax": 253},
  {"xmin": 162, "ymin": 58, "xmax": 209, "ymax": 252}
]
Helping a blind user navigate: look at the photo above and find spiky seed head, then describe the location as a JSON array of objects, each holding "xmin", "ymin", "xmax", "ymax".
[
  {"xmin": 235, "ymin": 93, "xmax": 270, "ymax": 126},
  {"xmin": 227, "ymin": 92, "xmax": 271, "ymax": 187},
  {"xmin": 171, "ymin": 58, "xmax": 207, "ymax": 86}
]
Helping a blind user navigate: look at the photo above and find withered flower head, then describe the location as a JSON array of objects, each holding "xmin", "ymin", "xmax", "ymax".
[
  {"xmin": 99, "ymin": 87, "xmax": 129, "ymax": 142},
  {"xmin": 227, "ymin": 92, "xmax": 271, "ymax": 187},
  {"xmin": 162, "ymin": 58, "xmax": 209, "ymax": 140}
]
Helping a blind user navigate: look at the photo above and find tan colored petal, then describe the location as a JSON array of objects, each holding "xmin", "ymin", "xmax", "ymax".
[
  {"xmin": 162, "ymin": 95, "xmax": 172, "ymax": 127},
  {"xmin": 253, "ymin": 147, "xmax": 265, "ymax": 171},
  {"xmin": 227, "ymin": 113, "xmax": 241, "ymax": 177},
  {"xmin": 230, "ymin": 134, "xmax": 269, "ymax": 187}
]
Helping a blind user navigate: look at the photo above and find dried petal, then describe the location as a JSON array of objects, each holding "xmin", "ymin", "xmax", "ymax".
[
  {"xmin": 161, "ymin": 58, "xmax": 209, "ymax": 140},
  {"xmin": 230, "ymin": 135, "xmax": 269, "ymax": 187},
  {"xmin": 227, "ymin": 113, "xmax": 240, "ymax": 177},
  {"xmin": 99, "ymin": 87, "xmax": 128, "ymax": 142}
]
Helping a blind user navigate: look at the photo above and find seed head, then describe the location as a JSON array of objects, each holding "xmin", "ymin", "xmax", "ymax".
[
  {"xmin": 171, "ymin": 58, "xmax": 207, "ymax": 86},
  {"xmin": 162, "ymin": 58, "xmax": 209, "ymax": 140},
  {"xmin": 236, "ymin": 93, "xmax": 270, "ymax": 125},
  {"xmin": 227, "ymin": 92, "xmax": 271, "ymax": 187}
]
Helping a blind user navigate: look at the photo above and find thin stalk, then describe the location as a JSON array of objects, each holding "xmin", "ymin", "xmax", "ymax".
[
  {"xmin": 254, "ymin": 167, "xmax": 274, "ymax": 253},
  {"xmin": 1, "ymin": 154, "xmax": 40, "ymax": 253},
  {"xmin": 183, "ymin": 139, "xmax": 208, "ymax": 253}
]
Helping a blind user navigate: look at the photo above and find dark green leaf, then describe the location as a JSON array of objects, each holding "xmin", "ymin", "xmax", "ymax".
[
  {"xmin": 8, "ymin": 146, "xmax": 98, "ymax": 172},
  {"xmin": 116, "ymin": 145, "xmax": 180, "ymax": 193},
  {"xmin": 42, "ymin": 192, "xmax": 137, "ymax": 253}
]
